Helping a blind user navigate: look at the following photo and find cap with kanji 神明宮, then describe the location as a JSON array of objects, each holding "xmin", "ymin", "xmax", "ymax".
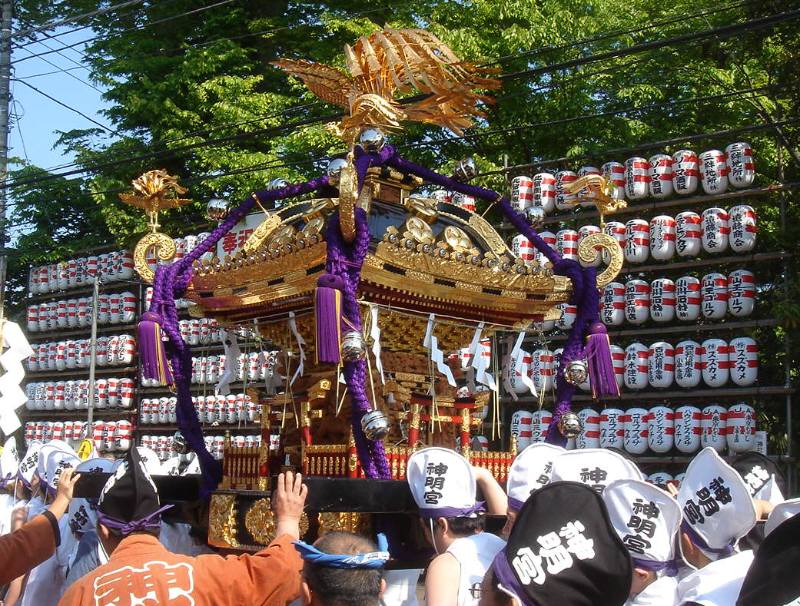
[
  {"xmin": 677, "ymin": 447, "xmax": 756, "ymax": 562},
  {"xmin": 507, "ymin": 444, "xmax": 565, "ymax": 512},
  {"xmin": 17, "ymin": 440, "xmax": 42, "ymax": 487},
  {"xmin": 97, "ymin": 446, "xmax": 171, "ymax": 536},
  {"xmin": 39, "ymin": 439, "xmax": 81, "ymax": 493},
  {"xmin": 406, "ymin": 447, "xmax": 484, "ymax": 519},
  {"xmin": 68, "ymin": 458, "xmax": 116, "ymax": 536},
  {"xmin": 736, "ymin": 510, "xmax": 800, "ymax": 606},
  {"xmin": 549, "ymin": 448, "xmax": 644, "ymax": 494},
  {"xmin": 491, "ymin": 481, "xmax": 632, "ymax": 606},
  {"xmin": 602, "ymin": 479, "xmax": 682, "ymax": 575}
]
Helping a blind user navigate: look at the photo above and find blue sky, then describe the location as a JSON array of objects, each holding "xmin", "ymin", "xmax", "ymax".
[{"xmin": 9, "ymin": 27, "xmax": 110, "ymax": 171}]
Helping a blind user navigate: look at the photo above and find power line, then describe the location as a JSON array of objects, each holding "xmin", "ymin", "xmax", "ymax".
[
  {"xmin": 12, "ymin": 0, "xmax": 240, "ymax": 64},
  {"xmin": 14, "ymin": 42, "xmax": 103, "ymax": 93},
  {"xmin": 11, "ymin": 0, "xmax": 147, "ymax": 40},
  {"xmin": 10, "ymin": 101, "xmax": 29, "ymax": 162},
  {"xmin": 11, "ymin": 79, "xmax": 117, "ymax": 134},
  {"xmin": 17, "ymin": 65, "xmax": 86, "ymax": 78}
]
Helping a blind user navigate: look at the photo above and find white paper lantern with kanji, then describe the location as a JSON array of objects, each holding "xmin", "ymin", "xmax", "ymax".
[
  {"xmin": 624, "ymin": 219, "xmax": 650, "ymax": 264},
  {"xmin": 701, "ymin": 272, "xmax": 729, "ymax": 320},
  {"xmin": 701, "ymin": 338, "xmax": 730, "ymax": 388},
  {"xmin": 647, "ymin": 406, "xmax": 675, "ymax": 454},
  {"xmin": 533, "ymin": 173, "xmax": 557, "ymax": 214},
  {"xmin": 674, "ymin": 405, "xmax": 702, "ymax": 453},
  {"xmin": 530, "ymin": 349, "xmax": 555, "ymax": 393},
  {"xmin": 601, "ymin": 282, "xmax": 625, "ymax": 326},
  {"xmin": 676, "ymin": 276, "xmax": 701, "ymax": 321},
  {"xmin": 649, "ymin": 154, "xmax": 674, "ymax": 199},
  {"xmin": 625, "ymin": 279, "xmax": 650, "ymax": 325},
  {"xmin": 623, "ymin": 342, "xmax": 649, "ymax": 390},
  {"xmin": 699, "ymin": 149, "xmax": 729, "ymax": 195},
  {"xmin": 576, "ymin": 408, "xmax": 601, "ymax": 449},
  {"xmin": 600, "ymin": 407, "xmax": 625, "ymax": 449},
  {"xmin": 671, "ymin": 149, "xmax": 700, "ymax": 195},
  {"xmin": 675, "ymin": 340, "xmax": 703, "ymax": 389},
  {"xmin": 701, "ymin": 404, "xmax": 727, "ymax": 453},
  {"xmin": 648, "ymin": 341, "xmax": 675, "ymax": 389},
  {"xmin": 603, "ymin": 221, "xmax": 626, "ymax": 265},
  {"xmin": 729, "ymin": 336, "xmax": 758, "ymax": 387},
  {"xmin": 649, "ymin": 278, "xmax": 676, "ymax": 323},
  {"xmin": 531, "ymin": 410, "xmax": 553, "ymax": 444},
  {"xmin": 729, "ymin": 205, "xmax": 757, "ymax": 253},
  {"xmin": 727, "ymin": 269, "xmax": 755, "ymax": 318},
  {"xmin": 726, "ymin": 403, "xmax": 756, "ymax": 453},
  {"xmin": 701, "ymin": 207, "xmax": 730, "ymax": 254},
  {"xmin": 725, "ymin": 142, "xmax": 755, "ymax": 189},
  {"xmin": 555, "ymin": 170, "xmax": 578, "ymax": 210},
  {"xmin": 649, "ymin": 215, "xmax": 676, "ymax": 261},
  {"xmin": 602, "ymin": 161, "xmax": 626, "ymax": 200},
  {"xmin": 623, "ymin": 407, "xmax": 650, "ymax": 455}
]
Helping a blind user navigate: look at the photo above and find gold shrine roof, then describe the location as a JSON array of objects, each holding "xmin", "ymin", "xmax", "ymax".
[{"xmin": 188, "ymin": 167, "xmax": 571, "ymax": 327}]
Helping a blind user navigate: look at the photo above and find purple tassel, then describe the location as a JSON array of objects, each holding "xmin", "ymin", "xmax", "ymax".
[
  {"xmin": 315, "ymin": 274, "xmax": 345, "ymax": 364},
  {"xmin": 585, "ymin": 321, "xmax": 620, "ymax": 399},
  {"xmin": 137, "ymin": 311, "xmax": 174, "ymax": 386}
]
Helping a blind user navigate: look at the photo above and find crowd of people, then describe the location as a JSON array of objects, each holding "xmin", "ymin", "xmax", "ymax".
[{"xmin": 0, "ymin": 434, "xmax": 797, "ymax": 606}]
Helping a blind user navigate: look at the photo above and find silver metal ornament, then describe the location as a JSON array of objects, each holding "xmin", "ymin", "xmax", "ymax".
[
  {"xmin": 558, "ymin": 411, "xmax": 583, "ymax": 439},
  {"xmin": 172, "ymin": 431, "xmax": 190, "ymax": 455},
  {"xmin": 341, "ymin": 330, "xmax": 367, "ymax": 362},
  {"xmin": 206, "ymin": 198, "xmax": 230, "ymax": 222},
  {"xmin": 525, "ymin": 206, "xmax": 545, "ymax": 229},
  {"xmin": 452, "ymin": 157, "xmax": 478, "ymax": 182},
  {"xmin": 267, "ymin": 178, "xmax": 288, "ymax": 191},
  {"xmin": 361, "ymin": 409, "xmax": 390, "ymax": 441},
  {"xmin": 326, "ymin": 157, "xmax": 349, "ymax": 178},
  {"xmin": 564, "ymin": 359, "xmax": 589, "ymax": 385},
  {"xmin": 358, "ymin": 127, "xmax": 386, "ymax": 152}
]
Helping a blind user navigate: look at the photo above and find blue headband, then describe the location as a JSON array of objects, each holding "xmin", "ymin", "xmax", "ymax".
[{"xmin": 294, "ymin": 533, "xmax": 390, "ymax": 569}]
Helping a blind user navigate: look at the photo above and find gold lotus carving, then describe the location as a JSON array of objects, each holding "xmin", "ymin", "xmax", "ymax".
[{"xmin": 208, "ymin": 493, "xmax": 239, "ymax": 549}]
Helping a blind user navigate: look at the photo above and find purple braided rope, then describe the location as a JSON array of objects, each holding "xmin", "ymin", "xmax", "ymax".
[
  {"xmin": 150, "ymin": 176, "xmax": 331, "ymax": 495},
  {"xmin": 324, "ymin": 208, "xmax": 391, "ymax": 479}
]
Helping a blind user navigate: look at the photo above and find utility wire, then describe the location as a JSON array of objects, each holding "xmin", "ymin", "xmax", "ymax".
[
  {"xmin": 11, "ymin": 79, "xmax": 117, "ymax": 134},
  {"xmin": 11, "ymin": 0, "xmax": 148, "ymax": 40},
  {"xmin": 14, "ymin": 43, "xmax": 103, "ymax": 93}
]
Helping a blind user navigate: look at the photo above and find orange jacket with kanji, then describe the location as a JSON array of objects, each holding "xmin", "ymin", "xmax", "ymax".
[{"xmin": 58, "ymin": 532, "xmax": 303, "ymax": 606}]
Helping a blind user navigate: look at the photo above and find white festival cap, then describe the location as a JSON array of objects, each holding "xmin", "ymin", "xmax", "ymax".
[
  {"xmin": 39, "ymin": 439, "xmax": 80, "ymax": 491},
  {"xmin": 677, "ymin": 447, "xmax": 756, "ymax": 563},
  {"xmin": 506, "ymin": 443, "xmax": 565, "ymax": 512},
  {"xmin": 407, "ymin": 447, "xmax": 483, "ymax": 519},
  {"xmin": 550, "ymin": 448, "xmax": 644, "ymax": 493},
  {"xmin": 764, "ymin": 497, "xmax": 800, "ymax": 538},
  {"xmin": 0, "ymin": 437, "xmax": 19, "ymax": 484},
  {"xmin": 17, "ymin": 440, "xmax": 43, "ymax": 486},
  {"xmin": 67, "ymin": 458, "xmax": 116, "ymax": 535},
  {"xmin": 182, "ymin": 453, "xmax": 201, "ymax": 476},
  {"xmin": 603, "ymin": 479, "xmax": 682, "ymax": 575},
  {"xmin": 132, "ymin": 446, "xmax": 163, "ymax": 476}
]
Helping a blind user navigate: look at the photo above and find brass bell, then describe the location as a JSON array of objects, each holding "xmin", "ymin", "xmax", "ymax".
[
  {"xmin": 206, "ymin": 198, "xmax": 230, "ymax": 222},
  {"xmin": 361, "ymin": 409, "xmax": 390, "ymax": 441},
  {"xmin": 358, "ymin": 127, "xmax": 386, "ymax": 152},
  {"xmin": 564, "ymin": 359, "xmax": 589, "ymax": 386},
  {"xmin": 341, "ymin": 330, "xmax": 367, "ymax": 362},
  {"xmin": 558, "ymin": 411, "xmax": 583, "ymax": 439}
]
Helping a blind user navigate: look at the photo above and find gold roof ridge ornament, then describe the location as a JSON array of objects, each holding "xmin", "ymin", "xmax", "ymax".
[
  {"xmin": 119, "ymin": 169, "xmax": 192, "ymax": 283},
  {"xmin": 273, "ymin": 28, "xmax": 500, "ymax": 143}
]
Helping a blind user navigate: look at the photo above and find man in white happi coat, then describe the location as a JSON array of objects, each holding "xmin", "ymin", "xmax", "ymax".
[
  {"xmin": 604, "ymin": 479, "xmax": 682, "ymax": 605},
  {"xmin": 407, "ymin": 447, "xmax": 506, "ymax": 606}
]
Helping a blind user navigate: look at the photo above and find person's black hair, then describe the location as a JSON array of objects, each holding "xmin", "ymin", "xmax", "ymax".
[
  {"xmin": 445, "ymin": 513, "xmax": 486, "ymax": 537},
  {"xmin": 303, "ymin": 532, "xmax": 384, "ymax": 606}
]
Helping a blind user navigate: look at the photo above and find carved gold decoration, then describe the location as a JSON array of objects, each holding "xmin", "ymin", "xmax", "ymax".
[
  {"xmin": 243, "ymin": 214, "xmax": 283, "ymax": 253},
  {"xmin": 404, "ymin": 196, "xmax": 439, "ymax": 223},
  {"xmin": 133, "ymin": 232, "xmax": 176, "ymax": 283},
  {"xmin": 467, "ymin": 213, "xmax": 512, "ymax": 256},
  {"xmin": 577, "ymin": 232, "xmax": 624, "ymax": 288},
  {"xmin": 120, "ymin": 170, "xmax": 192, "ymax": 283},
  {"xmin": 273, "ymin": 29, "xmax": 500, "ymax": 143},
  {"xmin": 565, "ymin": 175, "xmax": 627, "ymax": 225},
  {"xmin": 403, "ymin": 217, "xmax": 435, "ymax": 245},
  {"xmin": 318, "ymin": 511, "xmax": 372, "ymax": 536},
  {"xmin": 441, "ymin": 225, "xmax": 474, "ymax": 254},
  {"xmin": 208, "ymin": 493, "xmax": 239, "ymax": 548},
  {"xmin": 338, "ymin": 155, "xmax": 358, "ymax": 243},
  {"xmin": 244, "ymin": 497, "xmax": 310, "ymax": 544},
  {"xmin": 267, "ymin": 224, "xmax": 299, "ymax": 254}
]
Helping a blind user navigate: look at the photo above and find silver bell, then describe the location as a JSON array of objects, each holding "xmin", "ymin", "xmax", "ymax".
[
  {"xmin": 564, "ymin": 359, "xmax": 589, "ymax": 386},
  {"xmin": 326, "ymin": 157, "xmax": 349, "ymax": 178},
  {"xmin": 172, "ymin": 431, "xmax": 189, "ymax": 455},
  {"xmin": 267, "ymin": 178, "xmax": 288, "ymax": 191},
  {"xmin": 361, "ymin": 409, "xmax": 390, "ymax": 441},
  {"xmin": 525, "ymin": 206, "xmax": 545, "ymax": 228},
  {"xmin": 358, "ymin": 127, "xmax": 386, "ymax": 152},
  {"xmin": 341, "ymin": 330, "xmax": 367, "ymax": 362},
  {"xmin": 558, "ymin": 411, "xmax": 583, "ymax": 439},
  {"xmin": 452, "ymin": 157, "xmax": 478, "ymax": 182},
  {"xmin": 206, "ymin": 198, "xmax": 230, "ymax": 222}
]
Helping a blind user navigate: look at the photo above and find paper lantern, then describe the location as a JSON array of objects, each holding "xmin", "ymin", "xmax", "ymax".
[
  {"xmin": 649, "ymin": 278, "xmax": 676, "ymax": 323},
  {"xmin": 623, "ymin": 407, "xmax": 649, "ymax": 455},
  {"xmin": 648, "ymin": 153, "xmax": 674, "ymax": 199},
  {"xmin": 671, "ymin": 149, "xmax": 699, "ymax": 195},
  {"xmin": 624, "ymin": 219, "xmax": 650, "ymax": 264},
  {"xmin": 600, "ymin": 407, "xmax": 625, "ymax": 449},
  {"xmin": 675, "ymin": 276, "xmax": 701, "ymax": 321},
  {"xmin": 625, "ymin": 279, "xmax": 650, "ymax": 325},
  {"xmin": 648, "ymin": 341, "xmax": 675, "ymax": 389},
  {"xmin": 726, "ymin": 403, "xmax": 756, "ymax": 453},
  {"xmin": 647, "ymin": 406, "xmax": 675, "ymax": 454},
  {"xmin": 701, "ymin": 404, "xmax": 727, "ymax": 453},
  {"xmin": 701, "ymin": 272, "xmax": 729, "ymax": 320},
  {"xmin": 601, "ymin": 282, "xmax": 625, "ymax": 326},
  {"xmin": 533, "ymin": 173, "xmax": 557, "ymax": 214},
  {"xmin": 649, "ymin": 215, "xmax": 676, "ymax": 261},
  {"xmin": 727, "ymin": 269, "xmax": 755, "ymax": 317},
  {"xmin": 624, "ymin": 156, "xmax": 650, "ymax": 200},
  {"xmin": 729, "ymin": 336, "xmax": 758, "ymax": 387},
  {"xmin": 674, "ymin": 405, "xmax": 702, "ymax": 453},
  {"xmin": 701, "ymin": 338, "xmax": 731, "ymax": 388},
  {"xmin": 623, "ymin": 342, "xmax": 649, "ymax": 390},
  {"xmin": 725, "ymin": 142, "xmax": 755, "ymax": 189},
  {"xmin": 555, "ymin": 170, "xmax": 578, "ymax": 210},
  {"xmin": 699, "ymin": 149, "xmax": 729, "ymax": 194},
  {"xmin": 729, "ymin": 205, "xmax": 757, "ymax": 253},
  {"xmin": 701, "ymin": 207, "xmax": 730, "ymax": 254},
  {"xmin": 675, "ymin": 340, "xmax": 703, "ymax": 389}
]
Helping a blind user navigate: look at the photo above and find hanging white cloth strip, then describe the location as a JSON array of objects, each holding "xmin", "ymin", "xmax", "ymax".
[
  {"xmin": 469, "ymin": 322, "xmax": 496, "ymax": 391},
  {"xmin": 0, "ymin": 322, "xmax": 34, "ymax": 434},
  {"xmin": 369, "ymin": 305, "xmax": 385, "ymax": 385},
  {"xmin": 288, "ymin": 312, "xmax": 306, "ymax": 386},
  {"xmin": 501, "ymin": 334, "xmax": 517, "ymax": 402},
  {"xmin": 511, "ymin": 331, "xmax": 537, "ymax": 396},
  {"xmin": 215, "ymin": 329, "xmax": 240, "ymax": 396},
  {"xmin": 423, "ymin": 314, "xmax": 456, "ymax": 387}
]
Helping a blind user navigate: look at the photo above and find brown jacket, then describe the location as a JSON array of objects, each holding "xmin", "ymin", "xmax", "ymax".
[
  {"xmin": 58, "ymin": 532, "xmax": 303, "ymax": 606},
  {"xmin": 0, "ymin": 511, "xmax": 58, "ymax": 585}
]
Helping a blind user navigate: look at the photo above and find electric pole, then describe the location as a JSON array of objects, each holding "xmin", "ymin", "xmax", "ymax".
[{"xmin": 0, "ymin": 0, "xmax": 13, "ymax": 317}]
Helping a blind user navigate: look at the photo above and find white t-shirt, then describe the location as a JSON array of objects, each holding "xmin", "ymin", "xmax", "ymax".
[
  {"xmin": 446, "ymin": 532, "xmax": 506, "ymax": 606},
  {"xmin": 677, "ymin": 550, "xmax": 754, "ymax": 606},
  {"xmin": 626, "ymin": 575, "xmax": 679, "ymax": 606}
]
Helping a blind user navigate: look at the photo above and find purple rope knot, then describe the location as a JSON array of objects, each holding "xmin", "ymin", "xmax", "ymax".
[{"xmin": 96, "ymin": 504, "xmax": 173, "ymax": 536}]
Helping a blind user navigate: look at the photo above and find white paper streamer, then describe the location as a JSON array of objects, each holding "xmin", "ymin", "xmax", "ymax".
[
  {"xmin": 469, "ymin": 322, "xmax": 496, "ymax": 391},
  {"xmin": 0, "ymin": 321, "xmax": 33, "ymax": 434},
  {"xmin": 423, "ymin": 314, "xmax": 456, "ymax": 387},
  {"xmin": 215, "ymin": 329, "xmax": 240, "ymax": 396},
  {"xmin": 288, "ymin": 312, "xmax": 306, "ymax": 386},
  {"xmin": 369, "ymin": 305, "xmax": 384, "ymax": 385},
  {"xmin": 511, "ymin": 331, "xmax": 537, "ymax": 396}
]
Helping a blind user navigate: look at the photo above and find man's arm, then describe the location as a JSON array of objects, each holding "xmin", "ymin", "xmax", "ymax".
[
  {"xmin": 425, "ymin": 552, "xmax": 461, "ymax": 606},
  {"xmin": 473, "ymin": 465, "xmax": 508, "ymax": 515},
  {"xmin": 198, "ymin": 471, "xmax": 308, "ymax": 606},
  {"xmin": 0, "ymin": 468, "xmax": 79, "ymax": 586}
]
